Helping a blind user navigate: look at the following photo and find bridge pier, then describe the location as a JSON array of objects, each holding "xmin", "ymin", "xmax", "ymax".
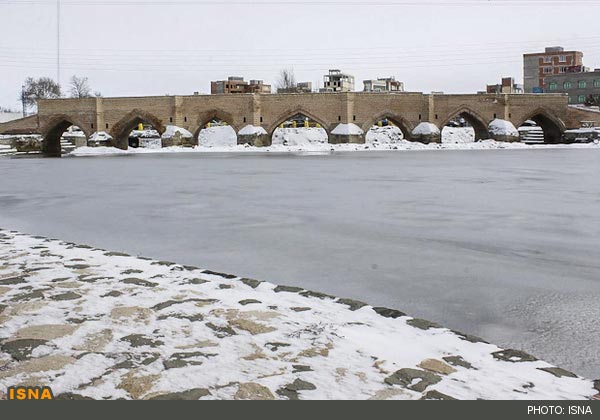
[
  {"xmin": 411, "ymin": 122, "xmax": 441, "ymax": 144},
  {"xmin": 487, "ymin": 119, "xmax": 520, "ymax": 142},
  {"xmin": 329, "ymin": 123, "xmax": 365, "ymax": 144},
  {"xmin": 329, "ymin": 134, "xmax": 365, "ymax": 144},
  {"xmin": 111, "ymin": 137, "xmax": 129, "ymax": 151},
  {"xmin": 42, "ymin": 139, "xmax": 62, "ymax": 157},
  {"xmin": 237, "ymin": 125, "xmax": 271, "ymax": 147}
]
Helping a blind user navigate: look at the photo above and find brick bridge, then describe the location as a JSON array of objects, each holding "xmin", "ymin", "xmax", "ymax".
[{"xmin": 1, "ymin": 92, "xmax": 590, "ymax": 156}]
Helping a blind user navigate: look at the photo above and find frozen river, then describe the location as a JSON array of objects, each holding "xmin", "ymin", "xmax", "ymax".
[{"xmin": 1, "ymin": 149, "xmax": 599, "ymax": 379}]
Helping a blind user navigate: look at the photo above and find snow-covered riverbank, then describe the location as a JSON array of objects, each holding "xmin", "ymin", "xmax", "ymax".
[
  {"xmin": 3, "ymin": 127, "xmax": 599, "ymax": 158},
  {"xmin": 0, "ymin": 230, "xmax": 597, "ymax": 400},
  {"xmin": 72, "ymin": 126, "xmax": 600, "ymax": 156}
]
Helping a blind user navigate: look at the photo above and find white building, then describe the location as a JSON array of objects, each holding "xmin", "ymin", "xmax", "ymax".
[
  {"xmin": 363, "ymin": 77, "xmax": 404, "ymax": 92},
  {"xmin": 320, "ymin": 69, "xmax": 355, "ymax": 92}
]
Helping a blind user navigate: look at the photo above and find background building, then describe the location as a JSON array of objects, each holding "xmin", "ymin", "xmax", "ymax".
[
  {"xmin": 211, "ymin": 77, "xmax": 246, "ymax": 94},
  {"xmin": 246, "ymin": 80, "xmax": 271, "ymax": 94},
  {"xmin": 523, "ymin": 46, "xmax": 584, "ymax": 93},
  {"xmin": 363, "ymin": 77, "xmax": 404, "ymax": 92},
  {"xmin": 211, "ymin": 77, "xmax": 271, "ymax": 94},
  {"xmin": 544, "ymin": 69, "xmax": 600, "ymax": 104},
  {"xmin": 277, "ymin": 81, "xmax": 313, "ymax": 94},
  {"xmin": 320, "ymin": 69, "xmax": 355, "ymax": 92},
  {"xmin": 486, "ymin": 77, "xmax": 523, "ymax": 94}
]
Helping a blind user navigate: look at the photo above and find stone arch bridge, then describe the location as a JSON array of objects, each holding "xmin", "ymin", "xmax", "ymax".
[{"xmin": 0, "ymin": 92, "xmax": 589, "ymax": 156}]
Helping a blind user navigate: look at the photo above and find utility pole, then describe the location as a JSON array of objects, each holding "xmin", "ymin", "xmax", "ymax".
[
  {"xmin": 21, "ymin": 85, "xmax": 26, "ymax": 118},
  {"xmin": 57, "ymin": 0, "xmax": 61, "ymax": 86}
]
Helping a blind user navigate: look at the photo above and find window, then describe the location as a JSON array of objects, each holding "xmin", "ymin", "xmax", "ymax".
[
  {"xmin": 543, "ymin": 67, "xmax": 553, "ymax": 74},
  {"xmin": 595, "ymin": 80, "xmax": 600, "ymax": 88},
  {"xmin": 559, "ymin": 55, "xmax": 567, "ymax": 63},
  {"xmin": 568, "ymin": 96, "xmax": 572, "ymax": 103},
  {"xmin": 548, "ymin": 82, "xmax": 558, "ymax": 90},
  {"xmin": 543, "ymin": 56, "xmax": 552, "ymax": 63},
  {"xmin": 578, "ymin": 80, "xmax": 587, "ymax": 89},
  {"xmin": 563, "ymin": 81, "xmax": 572, "ymax": 89},
  {"xmin": 558, "ymin": 66, "xmax": 567, "ymax": 73},
  {"xmin": 578, "ymin": 95, "xmax": 586, "ymax": 103}
]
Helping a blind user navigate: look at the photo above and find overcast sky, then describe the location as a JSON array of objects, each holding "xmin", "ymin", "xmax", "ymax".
[{"xmin": 1, "ymin": 0, "xmax": 600, "ymax": 110}]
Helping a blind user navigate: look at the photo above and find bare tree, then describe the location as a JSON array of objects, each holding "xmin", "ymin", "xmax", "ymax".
[
  {"xmin": 21, "ymin": 77, "xmax": 61, "ymax": 110},
  {"xmin": 276, "ymin": 68, "xmax": 297, "ymax": 92},
  {"xmin": 69, "ymin": 75, "xmax": 92, "ymax": 98}
]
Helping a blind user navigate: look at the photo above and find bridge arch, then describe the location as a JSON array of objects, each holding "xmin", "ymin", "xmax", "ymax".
[
  {"xmin": 268, "ymin": 107, "xmax": 331, "ymax": 137},
  {"xmin": 361, "ymin": 112, "xmax": 414, "ymax": 140},
  {"xmin": 515, "ymin": 108, "xmax": 565, "ymax": 144},
  {"xmin": 111, "ymin": 109, "xmax": 165, "ymax": 150},
  {"xmin": 193, "ymin": 109, "xmax": 239, "ymax": 146},
  {"xmin": 40, "ymin": 114, "xmax": 91, "ymax": 157},
  {"xmin": 440, "ymin": 106, "xmax": 490, "ymax": 141}
]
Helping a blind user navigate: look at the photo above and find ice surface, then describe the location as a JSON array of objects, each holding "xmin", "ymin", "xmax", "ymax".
[{"xmin": 2, "ymin": 149, "xmax": 600, "ymax": 379}]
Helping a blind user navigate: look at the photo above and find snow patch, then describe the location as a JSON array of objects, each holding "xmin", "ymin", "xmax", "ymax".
[
  {"xmin": 441, "ymin": 127, "xmax": 474, "ymax": 144},
  {"xmin": 412, "ymin": 122, "xmax": 440, "ymax": 136},
  {"xmin": 239, "ymin": 125, "xmax": 267, "ymax": 136},
  {"xmin": 365, "ymin": 126, "xmax": 404, "ymax": 144},
  {"xmin": 71, "ymin": 146, "xmax": 128, "ymax": 156},
  {"xmin": 331, "ymin": 123, "xmax": 363, "ymax": 136},
  {"xmin": 272, "ymin": 127, "xmax": 328, "ymax": 146},
  {"xmin": 88, "ymin": 131, "xmax": 112, "ymax": 142},
  {"xmin": 139, "ymin": 138, "xmax": 162, "ymax": 149},
  {"xmin": 488, "ymin": 119, "xmax": 519, "ymax": 137},
  {"xmin": 161, "ymin": 125, "xmax": 193, "ymax": 139},
  {"xmin": 198, "ymin": 126, "xmax": 238, "ymax": 147},
  {"xmin": 0, "ymin": 229, "xmax": 596, "ymax": 400}
]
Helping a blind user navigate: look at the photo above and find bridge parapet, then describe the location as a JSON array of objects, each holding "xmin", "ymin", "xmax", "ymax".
[{"xmin": 0, "ymin": 115, "xmax": 39, "ymax": 135}]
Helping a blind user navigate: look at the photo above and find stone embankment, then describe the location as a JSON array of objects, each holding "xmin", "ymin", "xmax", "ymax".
[{"xmin": 0, "ymin": 229, "xmax": 597, "ymax": 400}]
